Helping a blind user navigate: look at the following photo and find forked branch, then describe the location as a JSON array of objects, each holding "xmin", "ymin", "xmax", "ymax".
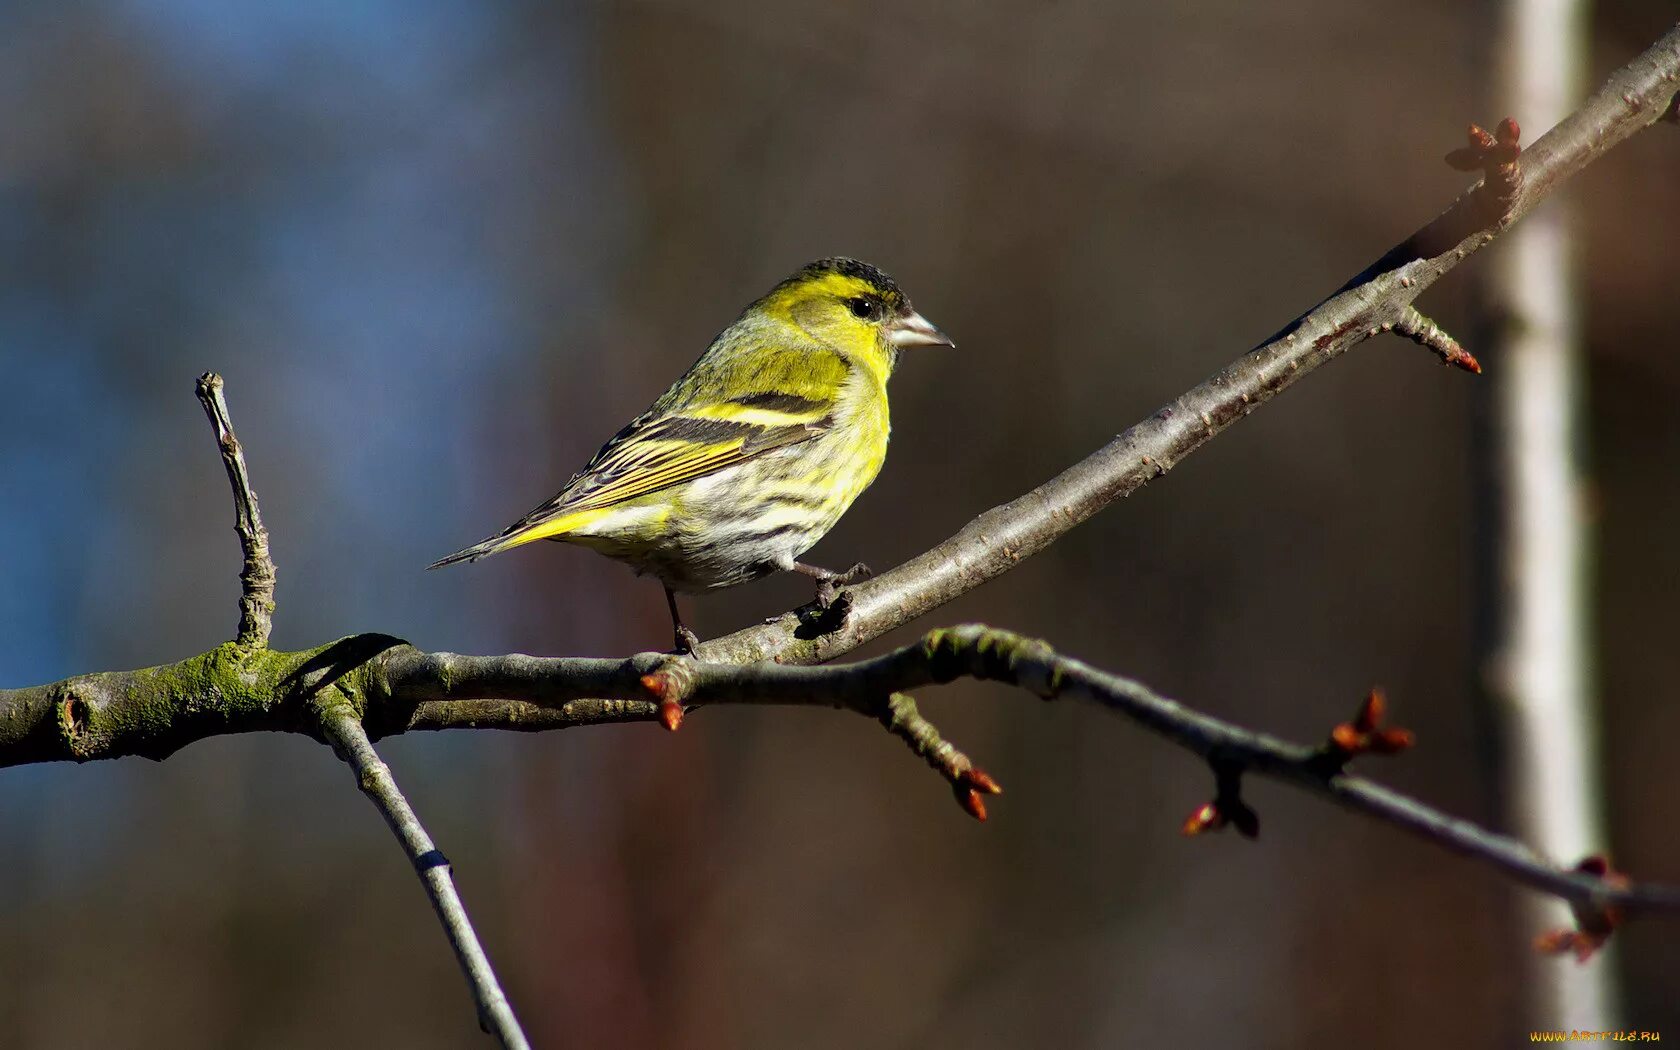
[{"xmin": 190, "ymin": 375, "xmax": 529, "ymax": 1048}]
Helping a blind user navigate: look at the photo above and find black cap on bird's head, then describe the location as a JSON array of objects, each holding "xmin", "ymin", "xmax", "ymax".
[{"xmin": 793, "ymin": 257, "xmax": 903, "ymax": 299}]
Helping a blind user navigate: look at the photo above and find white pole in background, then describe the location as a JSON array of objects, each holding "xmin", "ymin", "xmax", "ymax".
[{"xmin": 1488, "ymin": 0, "xmax": 1617, "ymax": 1030}]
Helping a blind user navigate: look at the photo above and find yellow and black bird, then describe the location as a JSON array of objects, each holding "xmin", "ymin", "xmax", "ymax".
[{"xmin": 429, "ymin": 257, "xmax": 952, "ymax": 654}]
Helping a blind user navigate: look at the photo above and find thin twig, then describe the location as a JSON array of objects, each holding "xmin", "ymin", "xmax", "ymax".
[
  {"xmin": 317, "ymin": 701, "xmax": 530, "ymax": 1050},
  {"xmin": 195, "ymin": 372, "xmax": 276, "ymax": 650},
  {"xmin": 382, "ymin": 628, "xmax": 1680, "ymax": 917},
  {"xmin": 877, "ymin": 692, "xmax": 1003, "ymax": 821},
  {"xmin": 1394, "ymin": 306, "xmax": 1482, "ymax": 373}
]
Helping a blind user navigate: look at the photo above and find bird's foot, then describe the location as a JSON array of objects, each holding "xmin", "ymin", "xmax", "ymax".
[
  {"xmin": 812, "ymin": 561, "xmax": 873, "ymax": 608},
  {"xmin": 673, "ymin": 624, "xmax": 701, "ymax": 657},
  {"xmin": 790, "ymin": 560, "xmax": 872, "ymax": 639}
]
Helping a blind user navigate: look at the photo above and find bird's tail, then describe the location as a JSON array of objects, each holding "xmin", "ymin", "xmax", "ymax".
[
  {"xmin": 427, "ymin": 506, "xmax": 602, "ymax": 569},
  {"xmin": 426, "ymin": 534, "xmax": 514, "ymax": 570}
]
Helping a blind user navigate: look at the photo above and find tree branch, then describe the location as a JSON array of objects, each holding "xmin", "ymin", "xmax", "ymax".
[
  {"xmin": 195, "ymin": 372, "xmax": 275, "ymax": 650},
  {"xmin": 10, "ymin": 623, "xmax": 1680, "ymax": 917},
  {"xmin": 325, "ymin": 629, "xmax": 1680, "ymax": 916},
  {"xmin": 317, "ymin": 698, "xmax": 531, "ymax": 1050}
]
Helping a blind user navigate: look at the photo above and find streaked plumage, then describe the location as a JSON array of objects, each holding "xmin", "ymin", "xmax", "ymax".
[{"xmin": 429, "ymin": 257, "xmax": 952, "ymax": 652}]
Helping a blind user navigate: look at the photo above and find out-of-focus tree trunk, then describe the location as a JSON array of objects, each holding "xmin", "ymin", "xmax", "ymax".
[{"xmin": 1484, "ymin": 0, "xmax": 1616, "ymax": 1029}]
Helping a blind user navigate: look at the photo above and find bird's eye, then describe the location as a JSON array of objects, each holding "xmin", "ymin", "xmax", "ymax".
[{"xmin": 845, "ymin": 295, "xmax": 878, "ymax": 321}]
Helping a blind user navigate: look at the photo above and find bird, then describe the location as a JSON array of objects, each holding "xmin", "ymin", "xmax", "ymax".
[{"xmin": 428, "ymin": 256, "xmax": 953, "ymax": 658}]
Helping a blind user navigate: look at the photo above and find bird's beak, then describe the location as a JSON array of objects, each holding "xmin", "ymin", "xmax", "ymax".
[{"xmin": 887, "ymin": 309, "xmax": 955, "ymax": 349}]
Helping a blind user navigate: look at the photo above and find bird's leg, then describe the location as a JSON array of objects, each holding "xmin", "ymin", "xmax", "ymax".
[
  {"xmin": 664, "ymin": 586, "xmax": 701, "ymax": 656},
  {"xmin": 792, "ymin": 560, "xmax": 874, "ymax": 608}
]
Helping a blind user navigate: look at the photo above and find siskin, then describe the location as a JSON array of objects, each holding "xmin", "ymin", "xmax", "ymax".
[{"xmin": 429, "ymin": 257, "xmax": 953, "ymax": 654}]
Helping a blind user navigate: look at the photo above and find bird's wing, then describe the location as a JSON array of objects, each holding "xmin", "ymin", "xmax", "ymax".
[
  {"xmin": 429, "ymin": 399, "xmax": 833, "ymax": 567},
  {"xmin": 537, "ymin": 342, "xmax": 852, "ymax": 516},
  {"xmin": 426, "ymin": 340, "xmax": 857, "ymax": 567},
  {"xmin": 554, "ymin": 399, "xmax": 834, "ymax": 513}
]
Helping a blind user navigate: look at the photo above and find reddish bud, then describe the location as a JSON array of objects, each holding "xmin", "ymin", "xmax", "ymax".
[
  {"xmin": 964, "ymin": 767, "xmax": 1004, "ymax": 796},
  {"xmin": 1369, "ymin": 727, "xmax": 1416, "ymax": 754},
  {"xmin": 658, "ymin": 700, "xmax": 684, "ymax": 732},
  {"xmin": 1355, "ymin": 690, "xmax": 1385, "ymax": 731},
  {"xmin": 642, "ymin": 670, "xmax": 690, "ymax": 731},
  {"xmin": 1327, "ymin": 689, "xmax": 1414, "ymax": 760},
  {"xmin": 1535, "ymin": 855, "xmax": 1629, "ymax": 963},
  {"xmin": 1181, "ymin": 798, "xmax": 1258, "ymax": 839},
  {"xmin": 1182, "ymin": 801, "xmax": 1224, "ymax": 836},
  {"xmin": 1331, "ymin": 723, "xmax": 1365, "ymax": 751},
  {"xmin": 947, "ymin": 767, "xmax": 1001, "ymax": 820},
  {"xmin": 1534, "ymin": 929, "xmax": 1606, "ymax": 963},
  {"xmin": 1443, "ymin": 117, "xmax": 1523, "ymax": 206},
  {"xmin": 1445, "ymin": 346, "xmax": 1484, "ymax": 374}
]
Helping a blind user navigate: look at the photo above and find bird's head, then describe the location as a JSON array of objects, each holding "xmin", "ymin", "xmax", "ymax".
[{"xmin": 759, "ymin": 257, "xmax": 953, "ymax": 376}]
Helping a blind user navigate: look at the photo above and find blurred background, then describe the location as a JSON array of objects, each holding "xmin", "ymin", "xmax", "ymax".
[{"xmin": 1, "ymin": 2, "xmax": 1676, "ymax": 1047}]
